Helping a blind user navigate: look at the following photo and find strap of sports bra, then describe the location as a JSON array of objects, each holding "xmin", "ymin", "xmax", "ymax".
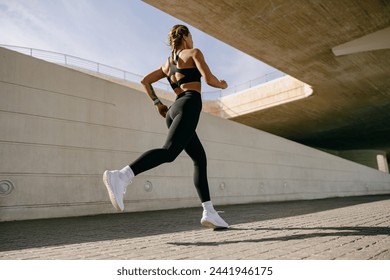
[{"xmin": 174, "ymin": 49, "xmax": 183, "ymax": 64}]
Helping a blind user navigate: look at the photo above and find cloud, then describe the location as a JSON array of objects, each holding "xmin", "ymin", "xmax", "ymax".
[{"xmin": 0, "ymin": 0, "xmax": 78, "ymax": 52}]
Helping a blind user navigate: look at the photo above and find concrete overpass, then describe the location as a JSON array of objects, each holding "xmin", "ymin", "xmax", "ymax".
[{"xmin": 144, "ymin": 0, "xmax": 390, "ymax": 162}]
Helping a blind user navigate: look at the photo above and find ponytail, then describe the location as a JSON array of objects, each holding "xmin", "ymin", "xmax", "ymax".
[{"xmin": 168, "ymin": 25, "xmax": 190, "ymax": 61}]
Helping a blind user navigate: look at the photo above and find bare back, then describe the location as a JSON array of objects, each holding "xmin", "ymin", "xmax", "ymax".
[{"xmin": 162, "ymin": 49, "xmax": 202, "ymax": 95}]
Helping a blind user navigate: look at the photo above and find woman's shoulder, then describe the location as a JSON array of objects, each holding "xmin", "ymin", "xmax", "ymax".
[
  {"xmin": 161, "ymin": 59, "xmax": 170, "ymax": 76},
  {"xmin": 188, "ymin": 48, "xmax": 202, "ymax": 54},
  {"xmin": 185, "ymin": 48, "xmax": 203, "ymax": 61}
]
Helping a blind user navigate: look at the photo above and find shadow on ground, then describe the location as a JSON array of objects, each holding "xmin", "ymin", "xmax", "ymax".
[
  {"xmin": 0, "ymin": 195, "xmax": 389, "ymax": 252},
  {"xmin": 168, "ymin": 226, "xmax": 390, "ymax": 247}
]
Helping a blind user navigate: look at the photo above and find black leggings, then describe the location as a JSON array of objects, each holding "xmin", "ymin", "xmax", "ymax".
[{"xmin": 130, "ymin": 90, "xmax": 210, "ymax": 202}]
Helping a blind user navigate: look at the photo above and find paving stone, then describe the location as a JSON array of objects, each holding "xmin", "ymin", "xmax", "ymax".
[{"xmin": 0, "ymin": 195, "xmax": 389, "ymax": 260}]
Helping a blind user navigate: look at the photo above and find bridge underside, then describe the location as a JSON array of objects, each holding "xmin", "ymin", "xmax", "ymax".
[{"xmin": 144, "ymin": 0, "xmax": 390, "ymax": 160}]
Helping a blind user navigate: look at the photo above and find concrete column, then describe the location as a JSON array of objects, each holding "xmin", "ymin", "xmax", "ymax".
[{"xmin": 338, "ymin": 150, "xmax": 389, "ymax": 173}]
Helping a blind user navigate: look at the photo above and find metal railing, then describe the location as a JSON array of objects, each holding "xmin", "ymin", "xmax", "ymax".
[
  {"xmin": 1, "ymin": 44, "xmax": 285, "ymax": 99},
  {"xmin": 1, "ymin": 44, "xmax": 172, "ymax": 92},
  {"xmin": 202, "ymin": 71, "xmax": 286, "ymax": 99}
]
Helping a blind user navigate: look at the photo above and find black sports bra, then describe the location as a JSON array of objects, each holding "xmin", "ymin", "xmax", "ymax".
[{"xmin": 167, "ymin": 50, "xmax": 201, "ymax": 90}]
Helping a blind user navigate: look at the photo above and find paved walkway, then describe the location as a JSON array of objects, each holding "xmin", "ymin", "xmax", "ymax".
[{"xmin": 1, "ymin": 195, "xmax": 389, "ymax": 260}]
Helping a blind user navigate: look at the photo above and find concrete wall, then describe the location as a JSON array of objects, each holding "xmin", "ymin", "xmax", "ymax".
[
  {"xmin": 203, "ymin": 76, "xmax": 312, "ymax": 118},
  {"xmin": 1, "ymin": 47, "xmax": 390, "ymax": 221},
  {"xmin": 326, "ymin": 149, "xmax": 389, "ymax": 173},
  {"xmin": 345, "ymin": 150, "xmax": 389, "ymax": 172}
]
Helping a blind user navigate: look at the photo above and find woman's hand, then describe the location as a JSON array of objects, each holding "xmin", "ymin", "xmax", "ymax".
[
  {"xmin": 157, "ymin": 103, "xmax": 168, "ymax": 118},
  {"xmin": 220, "ymin": 80, "xmax": 228, "ymax": 89}
]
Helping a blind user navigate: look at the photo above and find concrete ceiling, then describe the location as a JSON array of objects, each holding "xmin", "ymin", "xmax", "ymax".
[{"xmin": 144, "ymin": 0, "xmax": 390, "ymax": 156}]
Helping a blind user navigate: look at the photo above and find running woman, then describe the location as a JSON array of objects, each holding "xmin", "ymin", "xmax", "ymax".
[{"xmin": 103, "ymin": 24, "xmax": 229, "ymax": 229}]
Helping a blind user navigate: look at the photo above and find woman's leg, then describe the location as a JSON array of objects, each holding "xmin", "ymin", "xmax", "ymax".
[
  {"xmin": 130, "ymin": 105, "xmax": 199, "ymax": 175},
  {"xmin": 103, "ymin": 94, "xmax": 200, "ymax": 211},
  {"xmin": 184, "ymin": 133, "xmax": 210, "ymax": 202},
  {"xmin": 184, "ymin": 133, "xmax": 229, "ymax": 228}
]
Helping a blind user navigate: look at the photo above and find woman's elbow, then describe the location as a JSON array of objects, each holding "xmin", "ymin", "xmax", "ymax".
[
  {"xmin": 140, "ymin": 77, "xmax": 148, "ymax": 86},
  {"xmin": 204, "ymin": 76, "xmax": 217, "ymax": 87},
  {"xmin": 203, "ymin": 75, "xmax": 213, "ymax": 86}
]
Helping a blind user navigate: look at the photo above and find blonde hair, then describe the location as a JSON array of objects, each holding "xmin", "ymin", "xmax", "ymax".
[{"xmin": 168, "ymin": 24, "xmax": 190, "ymax": 61}]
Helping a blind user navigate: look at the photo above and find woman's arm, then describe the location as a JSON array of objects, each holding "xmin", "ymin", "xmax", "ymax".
[
  {"xmin": 192, "ymin": 48, "xmax": 228, "ymax": 89},
  {"xmin": 140, "ymin": 67, "xmax": 168, "ymax": 117},
  {"xmin": 140, "ymin": 67, "xmax": 165, "ymax": 103}
]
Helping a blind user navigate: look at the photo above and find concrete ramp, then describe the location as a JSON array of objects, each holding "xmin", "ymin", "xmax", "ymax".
[{"xmin": 1, "ymin": 47, "xmax": 389, "ymax": 221}]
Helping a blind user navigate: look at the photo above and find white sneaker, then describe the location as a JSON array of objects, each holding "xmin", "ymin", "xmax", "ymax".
[
  {"xmin": 103, "ymin": 170, "xmax": 129, "ymax": 212},
  {"xmin": 201, "ymin": 210, "xmax": 229, "ymax": 229}
]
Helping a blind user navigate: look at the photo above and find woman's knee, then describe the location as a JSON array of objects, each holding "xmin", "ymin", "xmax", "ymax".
[{"xmin": 161, "ymin": 147, "xmax": 181, "ymax": 163}]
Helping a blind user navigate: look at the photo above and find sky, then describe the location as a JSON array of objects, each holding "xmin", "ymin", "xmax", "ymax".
[{"xmin": 0, "ymin": 0, "xmax": 281, "ymax": 95}]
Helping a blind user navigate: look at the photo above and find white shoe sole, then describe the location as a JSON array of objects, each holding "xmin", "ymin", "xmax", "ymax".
[
  {"xmin": 201, "ymin": 218, "xmax": 228, "ymax": 229},
  {"xmin": 103, "ymin": 170, "xmax": 123, "ymax": 212}
]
